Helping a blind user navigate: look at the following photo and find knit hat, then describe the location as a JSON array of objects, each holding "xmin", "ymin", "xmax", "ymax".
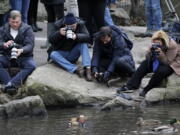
[{"xmin": 64, "ymin": 13, "xmax": 77, "ymax": 25}]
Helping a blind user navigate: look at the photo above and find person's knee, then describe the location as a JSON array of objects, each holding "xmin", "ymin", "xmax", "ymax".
[
  {"xmin": 50, "ymin": 51, "xmax": 58, "ymax": 60},
  {"xmin": 115, "ymin": 57, "xmax": 126, "ymax": 66}
]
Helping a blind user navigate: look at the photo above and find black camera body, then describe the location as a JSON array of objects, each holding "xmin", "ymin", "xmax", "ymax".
[
  {"xmin": 95, "ymin": 72, "xmax": 104, "ymax": 83},
  {"xmin": 65, "ymin": 26, "xmax": 74, "ymax": 39},
  {"xmin": 151, "ymin": 42, "xmax": 162, "ymax": 56}
]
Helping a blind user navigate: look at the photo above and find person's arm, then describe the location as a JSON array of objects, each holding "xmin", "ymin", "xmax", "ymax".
[
  {"xmin": 76, "ymin": 24, "xmax": 90, "ymax": 42},
  {"xmin": 157, "ymin": 39, "xmax": 178, "ymax": 65},
  {"xmin": 21, "ymin": 27, "xmax": 34, "ymax": 54},
  {"xmin": 91, "ymin": 40, "xmax": 101, "ymax": 72},
  {"xmin": 49, "ymin": 28, "xmax": 65, "ymax": 44}
]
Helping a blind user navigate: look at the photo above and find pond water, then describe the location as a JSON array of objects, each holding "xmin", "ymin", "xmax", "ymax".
[{"xmin": 0, "ymin": 104, "xmax": 180, "ymax": 135}]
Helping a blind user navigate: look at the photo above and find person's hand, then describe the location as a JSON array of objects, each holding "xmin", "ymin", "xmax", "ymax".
[
  {"xmin": 72, "ymin": 33, "xmax": 77, "ymax": 40},
  {"xmin": 16, "ymin": 49, "xmax": 23, "ymax": 57},
  {"xmin": 59, "ymin": 28, "xmax": 66, "ymax": 36},
  {"xmin": 94, "ymin": 72, "xmax": 99, "ymax": 78},
  {"xmin": 155, "ymin": 47, "xmax": 163, "ymax": 56},
  {"xmin": 103, "ymin": 71, "xmax": 111, "ymax": 82},
  {"xmin": 3, "ymin": 40, "xmax": 14, "ymax": 48}
]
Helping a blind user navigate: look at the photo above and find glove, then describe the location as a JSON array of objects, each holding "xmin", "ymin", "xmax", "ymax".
[{"xmin": 103, "ymin": 71, "xmax": 111, "ymax": 82}]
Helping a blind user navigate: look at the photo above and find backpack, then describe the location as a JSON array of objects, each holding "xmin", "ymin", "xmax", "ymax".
[{"xmin": 110, "ymin": 25, "xmax": 133, "ymax": 50}]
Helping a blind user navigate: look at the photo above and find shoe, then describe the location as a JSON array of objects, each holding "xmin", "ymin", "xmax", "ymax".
[
  {"xmin": 116, "ymin": 85, "xmax": 131, "ymax": 94},
  {"xmin": 75, "ymin": 67, "xmax": 84, "ymax": 78},
  {"xmin": 35, "ymin": 23, "xmax": 43, "ymax": 31},
  {"xmin": 139, "ymin": 89, "xmax": 147, "ymax": 97},
  {"xmin": 31, "ymin": 24, "xmax": 38, "ymax": 32},
  {"xmin": 85, "ymin": 67, "xmax": 93, "ymax": 81},
  {"xmin": 4, "ymin": 83, "xmax": 18, "ymax": 96}
]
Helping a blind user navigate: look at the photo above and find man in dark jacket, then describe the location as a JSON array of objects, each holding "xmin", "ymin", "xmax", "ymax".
[
  {"xmin": 0, "ymin": 10, "xmax": 36, "ymax": 95},
  {"xmin": 91, "ymin": 26, "xmax": 135, "ymax": 82},
  {"xmin": 49, "ymin": 13, "xmax": 92, "ymax": 81}
]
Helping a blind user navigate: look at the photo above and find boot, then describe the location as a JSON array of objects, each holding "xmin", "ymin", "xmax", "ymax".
[
  {"xmin": 41, "ymin": 23, "xmax": 55, "ymax": 49},
  {"xmin": 35, "ymin": 23, "xmax": 43, "ymax": 31},
  {"xmin": 75, "ymin": 67, "xmax": 84, "ymax": 78},
  {"xmin": 85, "ymin": 67, "xmax": 93, "ymax": 81}
]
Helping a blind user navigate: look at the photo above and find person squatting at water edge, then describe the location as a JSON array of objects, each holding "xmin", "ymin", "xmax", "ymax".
[
  {"xmin": 116, "ymin": 30, "xmax": 180, "ymax": 97},
  {"xmin": 48, "ymin": 12, "xmax": 93, "ymax": 81},
  {"xmin": 91, "ymin": 26, "xmax": 135, "ymax": 84},
  {"xmin": 0, "ymin": 10, "xmax": 36, "ymax": 95}
]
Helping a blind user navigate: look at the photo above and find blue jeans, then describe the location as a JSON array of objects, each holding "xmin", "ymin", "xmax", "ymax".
[
  {"xmin": 10, "ymin": 0, "xmax": 30, "ymax": 23},
  {"xmin": 0, "ymin": 56, "xmax": 36, "ymax": 86},
  {"xmin": 50, "ymin": 43, "xmax": 91, "ymax": 73},
  {"xmin": 104, "ymin": 7, "xmax": 114, "ymax": 26},
  {"xmin": 144, "ymin": 0, "xmax": 162, "ymax": 31}
]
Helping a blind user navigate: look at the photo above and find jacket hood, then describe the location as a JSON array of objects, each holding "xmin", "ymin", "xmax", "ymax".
[{"xmin": 152, "ymin": 30, "xmax": 170, "ymax": 47}]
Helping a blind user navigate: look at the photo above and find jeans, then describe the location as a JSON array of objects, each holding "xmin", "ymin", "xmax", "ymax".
[
  {"xmin": 10, "ymin": 0, "xmax": 30, "ymax": 23},
  {"xmin": 50, "ymin": 43, "xmax": 91, "ymax": 73},
  {"xmin": 126, "ymin": 59, "xmax": 174, "ymax": 92},
  {"xmin": 0, "ymin": 56, "xmax": 36, "ymax": 86},
  {"xmin": 144, "ymin": 0, "xmax": 162, "ymax": 31},
  {"xmin": 104, "ymin": 7, "xmax": 114, "ymax": 26}
]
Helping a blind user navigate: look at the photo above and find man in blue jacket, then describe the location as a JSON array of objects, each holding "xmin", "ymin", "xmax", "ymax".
[
  {"xmin": 91, "ymin": 26, "xmax": 135, "ymax": 83},
  {"xmin": 49, "ymin": 13, "xmax": 92, "ymax": 81},
  {"xmin": 0, "ymin": 10, "xmax": 36, "ymax": 95}
]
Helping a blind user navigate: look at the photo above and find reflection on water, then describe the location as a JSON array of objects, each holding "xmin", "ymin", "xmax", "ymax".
[{"xmin": 0, "ymin": 104, "xmax": 180, "ymax": 135}]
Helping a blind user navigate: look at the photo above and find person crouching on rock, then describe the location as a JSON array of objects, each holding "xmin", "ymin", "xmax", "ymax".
[
  {"xmin": 49, "ymin": 13, "xmax": 93, "ymax": 81},
  {"xmin": 91, "ymin": 26, "xmax": 135, "ymax": 84},
  {"xmin": 116, "ymin": 30, "xmax": 180, "ymax": 97}
]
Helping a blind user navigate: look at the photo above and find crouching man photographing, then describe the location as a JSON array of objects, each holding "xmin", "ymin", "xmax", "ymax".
[
  {"xmin": 91, "ymin": 26, "xmax": 135, "ymax": 83},
  {"xmin": 49, "ymin": 13, "xmax": 92, "ymax": 81},
  {"xmin": 0, "ymin": 10, "xmax": 36, "ymax": 95}
]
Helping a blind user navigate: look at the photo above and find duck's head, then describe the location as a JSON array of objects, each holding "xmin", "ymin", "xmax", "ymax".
[{"xmin": 169, "ymin": 118, "xmax": 180, "ymax": 126}]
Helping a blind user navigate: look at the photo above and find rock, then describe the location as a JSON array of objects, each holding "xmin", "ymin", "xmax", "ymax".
[
  {"xmin": 101, "ymin": 96, "xmax": 136, "ymax": 111},
  {"xmin": 25, "ymin": 64, "xmax": 115, "ymax": 106},
  {"xmin": 0, "ymin": 96, "xmax": 47, "ymax": 119},
  {"xmin": 145, "ymin": 74, "xmax": 180, "ymax": 103},
  {"xmin": 111, "ymin": 8, "xmax": 131, "ymax": 26}
]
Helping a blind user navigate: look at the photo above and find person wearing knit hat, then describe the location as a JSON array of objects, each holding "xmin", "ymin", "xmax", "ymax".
[
  {"xmin": 48, "ymin": 12, "xmax": 93, "ymax": 81},
  {"xmin": 116, "ymin": 30, "xmax": 180, "ymax": 97},
  {"xmin": 64, "ymin": 13, "xmax": 77, "ymax": 25}
]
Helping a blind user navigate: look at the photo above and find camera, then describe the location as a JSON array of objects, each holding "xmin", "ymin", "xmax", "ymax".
[
  {"xmin": 9, "ymin": 43, "xmax": 18, "ymax": 60},
  {"xmin": 65, "ymin": 26, "xmax": 73, "ymax": 39},
  {"xmin": 95, "ymin": 72, "xmax": 104, "ymax": 83},
  {"xmin": 151, "ymin": 42, "xmax": 162, "ymax": 56}
]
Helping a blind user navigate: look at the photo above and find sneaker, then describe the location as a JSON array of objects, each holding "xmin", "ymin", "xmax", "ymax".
[
  {"xmin": 85, "ymin": 67, "xmax": 93, "ymax": 81},
  {"xmin": 75, "ymin": 67, "xmax": 84, "ymax": 78},
  {"xmin": 116, "ymin": 85, "xmax": 131, "ymax": 94}
]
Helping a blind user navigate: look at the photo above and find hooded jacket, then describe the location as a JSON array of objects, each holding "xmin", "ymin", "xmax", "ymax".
[
  {"xmin": 146, "ymin": 30, "xmax": 180, "ymax": 75},
  {"xmin": 91, "ymin": 28, "xmax": 135, "ymax": 73},
  {"xmin": 0, "ymin": 22, "xmax": 34, "ymax": 57}
]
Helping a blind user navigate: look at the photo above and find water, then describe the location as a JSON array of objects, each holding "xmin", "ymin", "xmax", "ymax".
[{"xmin": 0, "ymin": 104, "xmax": 180, "ymax": 135}]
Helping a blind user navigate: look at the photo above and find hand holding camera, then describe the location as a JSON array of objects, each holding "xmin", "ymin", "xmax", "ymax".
[
  {"xmin": 151, "ymin": 42, "xmax": 163, "ymax": 56},
  {"xmin": 3, "ymin": 40, "xmax": 14, "ymax": 49}
]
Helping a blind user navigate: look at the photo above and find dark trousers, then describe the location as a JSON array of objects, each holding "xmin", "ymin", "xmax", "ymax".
[
  {"xmin": 28, "ymin": 0, "xmax": 39, "ymax": 25},
  {"xmin": 78, "ymin": 0, "xmax": 106, "ymax": 35},
  {"xmin": 99, "ymin": 56, "xmax": 135, "ymax": 77},
  {"xmin": 44, "ymin": 4, "xmax": 64, "ymax": 23},
  {"xmin": 127, "ymin": 59, "xmax": 174, "ymax": 92},
  {"xmin": 0, "ymin": 56, "xmax": 36, "ymax": 86},
  {"xmin": 0, "ymin": 14, "xmax": 3, "ymax": 27}
]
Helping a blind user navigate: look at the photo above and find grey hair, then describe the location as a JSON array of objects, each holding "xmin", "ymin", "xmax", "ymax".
[{"xmin": 9, "ymin": 10, "xmax": 21, "ymax": 20}]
